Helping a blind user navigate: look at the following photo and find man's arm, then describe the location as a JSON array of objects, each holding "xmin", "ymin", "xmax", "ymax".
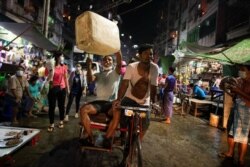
[
  {"xmin": 117, "ymin": 79, "xmax": 129, "ymax": 101},
  {"xmin": 114, "ymin": 51, "xmax": 122, "ymax": 75},
  {"xmin": 86, "ymin": 58, "xmax": 96, "ymax": 83}
]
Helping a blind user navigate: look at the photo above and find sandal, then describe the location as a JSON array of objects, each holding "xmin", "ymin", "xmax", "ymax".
[
  {"xmin": 58, "ymin": 123, "xmax": 64, "ymax": 129},
  {"xmin": 47, "ymin": 126, "xmax": 54, "ymax": 132},
  {"xmin": 218, "ymin": 152, "xmax": 233, "ymax": 159}
]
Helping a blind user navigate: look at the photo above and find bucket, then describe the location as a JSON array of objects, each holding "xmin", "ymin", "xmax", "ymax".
[{"xmin": 209, "ymin": 113, "xmax": 220, "ymax": 127}]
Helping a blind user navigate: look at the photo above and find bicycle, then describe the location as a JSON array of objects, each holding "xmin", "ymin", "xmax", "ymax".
[
  {"xmin": 79, "ymin": 105, "xmax": 150, "ymax": 167},
  {"xmin": 120, "ymin": 106, "xmax": 150, "ymax": 167}
]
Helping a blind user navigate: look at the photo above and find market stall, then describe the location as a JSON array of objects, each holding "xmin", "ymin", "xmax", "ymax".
[
  {"xmin": 0, "ymin": 126, "xmax": 40, "ymax": 157},
  {"xmin": 175, "ymin": 38, "xmax": 250, "ymax": 129}
]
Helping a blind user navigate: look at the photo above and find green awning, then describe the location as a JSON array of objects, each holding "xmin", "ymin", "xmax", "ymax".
[
  {"xmin": 184, "ymin": 38, "xmax": 250, "ymax": 65},
  {"xmin": 206, "ymin": 38, "xmax": 250, "ymax": 64}
]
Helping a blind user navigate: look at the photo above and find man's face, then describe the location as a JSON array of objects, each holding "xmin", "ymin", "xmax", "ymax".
[
  {"xmin": 102, "ymin": 56, "xmax": 113, "ymax": 68},
  {"xmin": 239, "ymin": 66, "xmax": 250, "ymax": 80},
  {"xmin": 139, "ymin": 48, "xmax": 153, "ymax": 64}
]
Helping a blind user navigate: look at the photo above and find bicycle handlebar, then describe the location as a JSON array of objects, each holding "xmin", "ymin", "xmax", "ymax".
[{"xmin": 119, "ymin": 106, "xmax": 150, "ymax": 112}]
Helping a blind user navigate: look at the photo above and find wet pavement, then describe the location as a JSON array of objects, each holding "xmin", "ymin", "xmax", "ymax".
[{"xmin": 2, "ymin": 99, "xmax": 250, "ymax": 167}]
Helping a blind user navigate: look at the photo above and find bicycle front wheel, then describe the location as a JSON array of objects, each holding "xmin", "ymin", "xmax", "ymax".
[{"xmin": 127, "ymin": 135, "xmax": 143, "ymax": 167}]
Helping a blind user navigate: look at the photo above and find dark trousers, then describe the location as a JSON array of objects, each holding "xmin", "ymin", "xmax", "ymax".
[
  {"xmin": 65, "ymin": 92, "xmax": 82, "ymax": 115},
  {"xmin": 48, "ymin": 87, "xmax": 66, "ymax": 124}
]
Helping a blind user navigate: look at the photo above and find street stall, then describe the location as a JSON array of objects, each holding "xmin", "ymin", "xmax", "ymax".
[
  {"xmin": 0, "ymin": 126, "xmax": 40, "ymax": 157},
  {"xmin": 176, "ymin": 38, "xmax": 250, "ymax": 129}
]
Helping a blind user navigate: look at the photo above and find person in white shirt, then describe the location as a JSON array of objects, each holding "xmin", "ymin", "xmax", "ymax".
[
  {"xmin": 109, "ymin": 44, "xmax": 159, "ymax": 148},
  {"xmin": 79, "ymin": 51, "xmax": 122, "ymax": 147}
]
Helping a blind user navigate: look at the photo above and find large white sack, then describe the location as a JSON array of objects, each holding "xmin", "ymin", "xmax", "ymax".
[{"xmin": 75, "ymin": 11, "xmax": 121, "ymax": 56}]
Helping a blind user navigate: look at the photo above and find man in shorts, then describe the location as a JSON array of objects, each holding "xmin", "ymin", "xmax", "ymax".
[
  {"xmin": 79, "ymin": 51, "xmax": 122, "ymax": 147},
  {"xmin": 109, "ymin": 44, "xmax": 159, "ymax": 140}
]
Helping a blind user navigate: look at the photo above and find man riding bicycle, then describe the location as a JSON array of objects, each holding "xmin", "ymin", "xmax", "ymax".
[
  {"xmin": 108, "ymin": 44, "xmax": 159, "ymax": 138},
  {"xmin": 79, "ymin": 51, "xmax": 122, "ymax": 148}
]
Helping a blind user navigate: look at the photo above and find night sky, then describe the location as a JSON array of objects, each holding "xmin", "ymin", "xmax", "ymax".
[{"xmin": 117, "ymin": 0, "xmax": 162, "ymax": 45}]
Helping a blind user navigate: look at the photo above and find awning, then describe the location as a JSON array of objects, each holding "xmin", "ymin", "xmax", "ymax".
[
  {"xmin": 183, "ymin": 38, "xmax": 250, "ymax": 65},
  {"xmin": 206, "ymin": 38, "xmax": 250, "ymax": 64},
  {"xmin": 0, "ymin": 22, "xmax": 57, "ymax": 51}
]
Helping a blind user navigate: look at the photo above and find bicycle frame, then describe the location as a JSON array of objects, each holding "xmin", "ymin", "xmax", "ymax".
[{"xmin": 120, "ymin": 106, "xmax": 150, "ymax": 167}]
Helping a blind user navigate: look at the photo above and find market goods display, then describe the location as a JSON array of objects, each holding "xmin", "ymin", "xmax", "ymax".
[
  {"xmin": 5, "ymin": 139, "xmax": 22, "ymax": 147},
  {"xmin": 5, "ymin": 131, "xmax": 19, "ymax": 136},
  {"xmin": 75, "ymin": 11, "xmax": 120, "ymax": 56},
  {"xmin": 0, "ymin": 138, "xmax": 23, "ymax": 148}
]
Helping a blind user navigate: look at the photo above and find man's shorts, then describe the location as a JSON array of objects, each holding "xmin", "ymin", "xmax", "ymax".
[
  {"xmin": 120, "ymin": 97, "xmax": 150, "ymax": 133},
  {"xmin": 90, "ymin": 100, "xmax": 112, "ymax": 114}
]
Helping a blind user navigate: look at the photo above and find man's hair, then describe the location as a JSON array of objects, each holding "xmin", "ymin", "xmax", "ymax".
[
  {"xmin": 76, "ymin": 63, "xmax": 81, "ymax": 67},
  {"xmin": 29, "ymin": 75, "xmax": 38, "ymax": 83},
  {"xmin": 138, "ymin": 44, "xmax": 153, "ymax": 54},
  {"xmin": 189, "ymin": 83, "xmax": 194, "ymax": 87},
  {"xmin": 17, "ymin": 66, "xmax": 25, "ymax": 71},
  {"xmin": 169, "ymin": 67, "xmax": 175, "ymax": 73},
  {"xmin": 53, "ymin": 51, "xmax": 63, "ymax": 58},
  {"xmin": 236, "ymin": 64, "xmax": 250, "ymax": 70}
]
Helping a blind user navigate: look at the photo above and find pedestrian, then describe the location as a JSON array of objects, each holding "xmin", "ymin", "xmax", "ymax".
[
  {"xmin": 162, "ymin": 67, "xmax": 176, "ymax": 124},
  {"xmin": 64, "ymin": 64, "xmax": 86, "ymax": 121},
  {"xmin": 7, "ymin": 66, "xmax": 34, "ymax": 123},
  {"xmin": 79, "ymin": 51, "xmax": 122, "ymax": 147},
  {"xmin": 219, "ymin": 64, "xmax": 250, "ymax": 167},
  {"xmin": 47, "ymin": 52, "xmax": 69, "ymax": 132}
]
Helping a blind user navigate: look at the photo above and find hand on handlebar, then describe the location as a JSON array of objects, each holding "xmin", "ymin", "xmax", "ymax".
[{"xmin": 112, "ymin": 99, "xmax": 121, "ymax": 109}]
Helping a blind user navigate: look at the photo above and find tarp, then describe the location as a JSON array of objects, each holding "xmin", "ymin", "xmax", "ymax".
[
  {"xmin": 0, "ymin": 22, "xmax": 57, "ymax": 51},
  {"xmin": 206, "ymin": 38, "xmax": 250, "ymax": 64},
  {"xmin": 184, "ymin": 38, "xmax": 250, "ymax": 64}
]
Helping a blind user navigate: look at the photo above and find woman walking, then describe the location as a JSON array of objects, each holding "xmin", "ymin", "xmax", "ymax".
[{"xmin": 47, "ymin": 52, "xmax": 69, "ymax": 132}]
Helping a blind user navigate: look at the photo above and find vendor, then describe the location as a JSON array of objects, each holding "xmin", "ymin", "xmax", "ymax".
[{"xmin": 189, "ymin": 83, "xmax": 206, "ymax": 100}]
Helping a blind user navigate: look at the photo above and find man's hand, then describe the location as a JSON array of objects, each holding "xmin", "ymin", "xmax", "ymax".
[
  {"xmin": 86, "ymin": 57, "xmax": 92, "ymax": 67},
  {"xmin": 114, "ymin": 51, "xmax": 121, "ymax": 57},
  {"xmin": 112, "ymin": 99, "xmax": 121, "ymax": 109},
  {"xmin": 15, "ymin": 97, "xmax": 21, "ymax": 104}
]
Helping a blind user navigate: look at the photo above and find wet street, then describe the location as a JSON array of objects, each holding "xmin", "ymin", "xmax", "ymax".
[{"xmin": 2, "ymin": 100, "xmax": 250, "ymax": 167}]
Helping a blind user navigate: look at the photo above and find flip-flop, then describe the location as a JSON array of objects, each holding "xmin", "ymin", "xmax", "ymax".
[
  {"xmin": 58, "ymin": 123, "xmax": 64, "ymax": 129},
  {"xmin": 47, "ymin": 126, "xmax": 54, "ymax": 132},
  {"xmin": 218, "ymin": 152, "xmax": 233, "ymax": 159}
]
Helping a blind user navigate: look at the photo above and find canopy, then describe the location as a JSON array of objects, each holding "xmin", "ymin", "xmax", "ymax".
[
  {"xmin": 0, "ymin": 22, "xmax": 57, "ymax": 51},
  {"xmin": 206, "ymin": 38, "xmax": 250, "ymax": 64},
  {"xmin": 184, "ymin": 38, "xmax": 250, "ymax": 65}
]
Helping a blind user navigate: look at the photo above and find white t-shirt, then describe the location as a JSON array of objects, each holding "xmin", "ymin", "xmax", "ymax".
[
  {"xmin": 94, "ymin": 69, "xmax": 120, "ymax": 101},
  {"xmin": 123, "ymin": 62, "xmax": 159, "ymax": 105}
]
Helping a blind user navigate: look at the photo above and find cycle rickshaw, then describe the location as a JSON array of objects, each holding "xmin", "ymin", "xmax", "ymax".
[{"xmin": 79, "ymin": 106, "xmax": 150, "ymax": 167}]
